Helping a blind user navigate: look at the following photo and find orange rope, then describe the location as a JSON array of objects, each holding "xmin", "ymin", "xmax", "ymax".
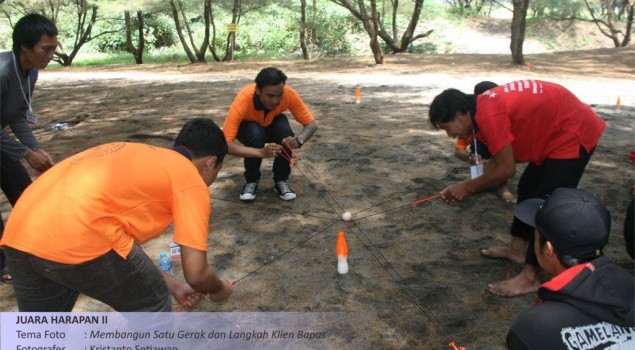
[{"xmin": 409, "ymin": 193, "xmax": 443, "ymax": 206}]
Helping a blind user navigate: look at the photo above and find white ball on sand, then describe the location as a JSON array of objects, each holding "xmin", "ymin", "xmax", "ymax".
[{"xmin": 342, "ymin": 211, "xmax": 352, "ymax": 222}]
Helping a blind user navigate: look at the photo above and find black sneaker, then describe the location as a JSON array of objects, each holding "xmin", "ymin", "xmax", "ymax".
[
  {"xmin": 273, "ymin": 181, "xmax": 296, "ymax": 201},
  {"xmin": 240, "ymin": 182, "xmax": 258, "ymax": 201}
]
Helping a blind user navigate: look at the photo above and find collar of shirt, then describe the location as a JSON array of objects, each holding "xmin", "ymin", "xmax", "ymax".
[
  {"xmin": 171, "ymin": 145, "xmax": 192, "ymax": 160},
  {"xmin": 252, "ymin": 92, "xmax": 270, "ymax": 115}
]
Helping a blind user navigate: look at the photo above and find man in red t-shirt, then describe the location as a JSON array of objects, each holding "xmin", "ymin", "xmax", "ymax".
[{"xmin": 428, "ymin": 80, "xmax": 605, "ymax": 297}]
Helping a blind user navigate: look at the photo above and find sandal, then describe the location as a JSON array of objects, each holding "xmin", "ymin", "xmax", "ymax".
[{"xmin": 0, "ymin": 267, "xmax": 12, "ymax": 284}]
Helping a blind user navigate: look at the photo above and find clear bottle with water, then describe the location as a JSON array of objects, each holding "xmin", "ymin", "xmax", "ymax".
[{"xmin": 159, "ymin": 252, "xmax": 174, "ymax": 276}]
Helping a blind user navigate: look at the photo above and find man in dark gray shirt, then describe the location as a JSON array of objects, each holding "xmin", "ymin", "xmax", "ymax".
[{"xmin": 0, "ymin": 14, "xmax": 58, "ymax": 283}]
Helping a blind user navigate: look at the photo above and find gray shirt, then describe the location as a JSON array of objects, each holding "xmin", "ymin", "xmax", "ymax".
[{"xmin": 1, "ymin": 51, "xmax": 40, "ymax": 160}]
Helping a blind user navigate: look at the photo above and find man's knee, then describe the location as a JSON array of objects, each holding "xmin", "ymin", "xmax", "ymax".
[{"xmin": 238, "ymin": 122, "xmax": 266, "ymax": 147}]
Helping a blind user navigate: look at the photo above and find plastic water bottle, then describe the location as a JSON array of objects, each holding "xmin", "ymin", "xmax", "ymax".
[
  {"xmin": 52, "ymin": 123, "xmax": 69, "ymax": 131},
  {"xmin": 159, "ymin": 252, "xmax": 174, "ymax": 276}
]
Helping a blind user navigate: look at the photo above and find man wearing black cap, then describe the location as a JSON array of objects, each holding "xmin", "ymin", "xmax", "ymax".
[{"xmin": 507, "ymin": 188, "xmax": 635, "ymax": 349}]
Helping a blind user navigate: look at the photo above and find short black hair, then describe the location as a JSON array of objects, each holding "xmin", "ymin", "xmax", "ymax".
[
  {"xmin": 473, "ymin": 81, "xmax": 498, "ymax": 95},
  {"xmin": 538, "ymin": 234, "xmax": 594, "ymax": 268},
  {"xmin": 13, "ymin": 14, "xmax": 58, "ymax": 54},
  {"xmin": 428, "ymin": 88, "xmax": 473, "ymax": 130},
  {"xmin": 255, "ymin": 67, "xmax": 287, "ymax": 89},
  {"xmin": 174, "ymin": 118, "xmax": 228, "ymax": 165}
]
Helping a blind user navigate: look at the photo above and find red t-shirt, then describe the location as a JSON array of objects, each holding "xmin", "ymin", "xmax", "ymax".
[{"xmin": 475, "ymin": 80, "xmax": 605, "ymax": 165}]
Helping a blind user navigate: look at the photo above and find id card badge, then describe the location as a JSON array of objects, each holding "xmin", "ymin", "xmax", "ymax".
[
  {"xmin": 26, "ymin": 110, "xmax": 38, "ymax": 125},
  {"xmin": 470, "ymin": 164, "xmax": 484, "ymax": 179}
]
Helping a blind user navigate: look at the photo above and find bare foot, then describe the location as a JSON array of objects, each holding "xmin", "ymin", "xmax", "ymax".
[
  {"xmin": 488, "ymin": 273, "xmax": 541, "ymax": 297},
  {"xmin": 497, "ymin": 186, "xmax": 517, "ymax": 204},
  {"xmin": 481, "ymin": 245, "xmax": 525, "ymax": 264}
]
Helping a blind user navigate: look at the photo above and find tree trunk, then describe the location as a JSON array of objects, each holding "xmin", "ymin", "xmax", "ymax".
[
  {"xmin": 168, "ymin": 0, "xmax": 197, "ymax": 63},
  {"xmin": 223, "ymin": 0, "xmax": 241, "ymax": 62},
  {"xmin": 124, "ymin": 11, "xmax": 145, "ymax": 64},
  {"xmin": 207, "ymin": 2, "xmax": 222, "ymax": 62},
  {"xmin": 622, "ymin": 2, "xmax": 634, "ymax": 46},
  {"xmin": 368, "ymin": 0, "xmax": 383, "ymax": 64},
  {"xmin": 197, "ymin": 0, "xmax": 212, "ymax": 62},
  {"xmin": 61, "ymin": 3, "xmax": 98, "ymax": 67},
  {"xmin": 300, "ymin": 0, "xmax": 310, "ymax": 60},
  {"xmin": 332, "ymin": 0, "xmax": 427, "ymax": 55},
  {"xmin": 510, "ymin": 0, "xmax": 530, "ymax": 65}
]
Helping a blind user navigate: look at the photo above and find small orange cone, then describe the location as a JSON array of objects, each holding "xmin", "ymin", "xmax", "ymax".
[
  {"xmin": 526, "ymin": 62, "xmax": 533, "ymax": 70},
  {"xmin": 355, "ymin": 87, "xmax": 361, "ymax": 104},
  {"xmin": 617, "ymin": 97, "xmax": 621, "ymax": 111},
  {"xmin": 336, "ymin": 231, "xmax": 349, "ymax": 274}
]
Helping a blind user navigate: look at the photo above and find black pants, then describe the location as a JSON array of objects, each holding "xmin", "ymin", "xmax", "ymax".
[
  {"xmin": 0, "ymin": 150, "xmax": 32, "ymax": 270},
  {"xmin": 236, "ymin": 114, "xmax": 294, "ymax": 183},
  {"xmin": 512, "ymin": 146, "xmax": 595, "ymax": 267}
]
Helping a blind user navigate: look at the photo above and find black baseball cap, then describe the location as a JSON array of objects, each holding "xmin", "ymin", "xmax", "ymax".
[{"xmin": 514, "ymin": 188, "xmax": 610, "ymax": 259}]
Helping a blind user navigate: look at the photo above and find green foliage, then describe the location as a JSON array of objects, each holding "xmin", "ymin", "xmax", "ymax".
[
  {"xmin": 530, "ymin": 0, "xmax": 585, "ymax": 18},
  {"xmin": 92, "ymin": 13, "xmax": 176, "ymax": 53}
]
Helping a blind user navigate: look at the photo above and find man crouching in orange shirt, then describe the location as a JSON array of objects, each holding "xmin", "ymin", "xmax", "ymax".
[{"xmin": 0, "ymin": 118, "xmax": 233, "ymax": 311}]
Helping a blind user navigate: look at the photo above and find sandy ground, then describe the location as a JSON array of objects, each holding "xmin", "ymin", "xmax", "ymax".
[{"xmin": 1, "ymin": 47, "xmax": 634, "ymax": 349}]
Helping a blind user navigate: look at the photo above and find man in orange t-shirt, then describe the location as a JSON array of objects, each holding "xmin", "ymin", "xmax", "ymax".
[
  {"xmin": 0, "ymin": 118, "xmax": 233, "ymax": 311},
  {"xmin": 429, "ymin": 80, "xmax": 605, "ymax": 298},
  {"xmin": 223, "ymin": 67, "xmax": 318, "ymax": 202}
]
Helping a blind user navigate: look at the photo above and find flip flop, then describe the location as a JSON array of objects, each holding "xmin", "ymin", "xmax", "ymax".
[{"xmin": 0, "ymin": 268, "xmax": 12, "ymax": 284}]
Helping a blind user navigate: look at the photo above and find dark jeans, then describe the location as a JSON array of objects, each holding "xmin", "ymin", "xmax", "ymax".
[
  {"xmin": 0, "ymin": 150, "xmax": 33, "ymax": 270},
  {"xmin": 512, "ymin": 146, "xmax": 594, "ymax": 266},
  {"xmin": 4, "ymin": 244, "xmax": 171, "ymax": 311},
  {"xmin": 236, "ymin": 114, "xmax": 294, "ymax": 183}
]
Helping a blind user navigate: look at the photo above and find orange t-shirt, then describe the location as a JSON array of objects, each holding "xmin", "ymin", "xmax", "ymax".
[
  {"xmin": 0, "ymin": 142, "xmax": 211, "ymax": 264},
  {"xmin": 455, "ymin": 136, "xmax": 473, "ymax": 150},
  {"xmin": 222, "ymin": 83, "xmax": 314, "ymax": 142}
]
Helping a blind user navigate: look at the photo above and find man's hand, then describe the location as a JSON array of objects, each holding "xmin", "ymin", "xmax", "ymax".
[
  {"xmin": 282, "ymin": 136, "xmax": 302, "ymax": 149},
  {"xmin": 208, "ymin": 279, "xmax": 233, "ymax": 302},
  {"xmin": 261, "ymin": 143, "xmax": 283, "ymax": 158},
  {"xmin": 25, "ymin": 148, "xmax": 54, "ymax": 173},
  {"xmin": 440, "ymin": 181, "xmax": 473, "ymax": 204},
  {"xmin": 171, "ymin": 279, "xmax": 204, "ymax": 309}
]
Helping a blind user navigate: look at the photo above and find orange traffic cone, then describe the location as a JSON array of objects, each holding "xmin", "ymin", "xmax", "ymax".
[
  {"xmin": 355, "ymin": 87, "xmax": 361, "ymax": 104},
  {"xmin": 617, "ymin": 97, "xmax": 621, "ymax": 112},
  {"xmin": 336, "ymin": 231, "xmax": 349, "ymax": 274}
]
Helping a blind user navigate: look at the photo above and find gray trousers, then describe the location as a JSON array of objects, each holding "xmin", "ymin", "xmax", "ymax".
[{"xmin": 4, "ymin": 244, "xmax": 171, "ymax": 312}]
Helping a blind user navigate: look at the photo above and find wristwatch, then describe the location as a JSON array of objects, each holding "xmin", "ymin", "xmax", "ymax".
[{"xmin": 296, "ymin": 137, "xmax": 304, "ymax": 148}]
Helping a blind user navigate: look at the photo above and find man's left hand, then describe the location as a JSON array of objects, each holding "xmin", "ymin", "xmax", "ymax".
[{"xmin": 282, "ymin": 136, "xmax": 302, "ymax": 149}]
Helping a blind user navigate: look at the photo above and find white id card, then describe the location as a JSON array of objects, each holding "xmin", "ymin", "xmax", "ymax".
[
  {"xmin": 470, "ymin": 164, "xmax": 484, "ymax": 179},
  {"xmin": 26, "ymin": 111, "xmax": 38, "ymax": 125}
]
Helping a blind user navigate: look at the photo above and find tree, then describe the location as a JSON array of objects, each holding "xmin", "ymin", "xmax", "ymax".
[
  {"xmin": 445, "ymin": 0, "xmax": 495, "ymax": 15},
  {"xmin": 510, "ymin": 0, "xmax": 530, "ymax": 65},
  {"xmin": 124, "ymin": 10, "xmax": 144, "ymax": 64},
  {"xmin": 299, "ymin": 0, "xmax": 310, "ymax": 59},
  {"xmin": 331, "ymin": 0, "xmax": 383, "ymax": 63},
  {"xmin": 584, "ymin": 0, "xmax": 634, "ymax": 47},
  {"xmin": 331, "ymin": 0, "xmax": 430, "ymax": 63},
  {"xmin": 168, "ymin": 0, "xmax": 210, "ymax": 63},
  {"xmin": 3, "ymin": 0, "xmax": 110, "ymax": 66}
]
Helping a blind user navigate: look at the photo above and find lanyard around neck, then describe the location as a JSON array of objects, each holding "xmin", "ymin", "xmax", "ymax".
[
  {"xmin": 472, "ymin": 129, "xmax": 481, "ymax": 165},
  {"xmin": 12, "ymin": 52, "xmax": 32, "ymax": 113}
]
